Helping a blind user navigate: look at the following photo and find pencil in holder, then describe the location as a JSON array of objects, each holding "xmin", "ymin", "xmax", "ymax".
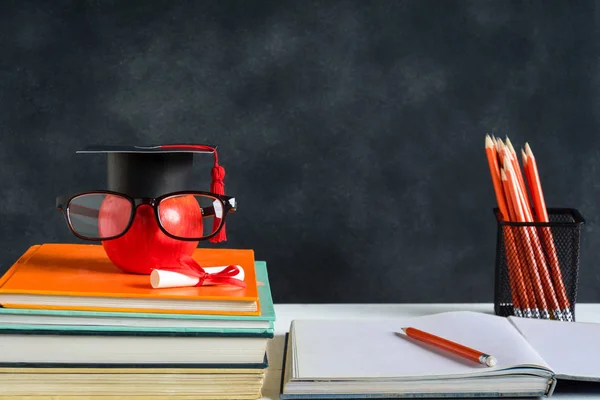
[{"xmin": 493, "ymin": 208, "xmax": 585, "ymax": 322}]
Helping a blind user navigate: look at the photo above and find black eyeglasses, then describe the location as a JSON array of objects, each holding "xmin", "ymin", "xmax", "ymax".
[{"xmin": 56, "ymin": 190, "xmax": 236, "ymax": 241}]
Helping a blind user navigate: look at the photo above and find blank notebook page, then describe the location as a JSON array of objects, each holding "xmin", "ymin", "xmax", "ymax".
[
  {"xmin": 292, "ymin": 311, "xmax": 549, "ymax": 380},
  {"xmin": 509, "ymin": 317, "xmax": 600, "ymax": 382}
]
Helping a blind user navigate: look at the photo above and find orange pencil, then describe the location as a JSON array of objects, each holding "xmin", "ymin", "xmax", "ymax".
[
  {"xmin": 497, "ymin": 137, "xmax": 540, "ymax": 318},
  {"xmin": 501, "ymin": 172, "xmax": 533, "ymax": 318},
  {"xmin": 503, "ymin": 147, "xmax": 561, "ymax": 320},
  {"xmin": 503, "ymin": 160, "xmax": 549, "ymax": 318},
  {"xmin": 399, "ymin": 327, "xmax": 497, "ymax": 367},
  {"xmin": 485, "ymin": 136, "xmax": 524, "ymax": 316},
  {"xmin": 505, "ymin": 137, "xmax": 532, "ymax": 212},
  {"xmin": 523, "ymin": 143, "xmax": 572, "ymax": 321},
  {"xmin": 504, "ymin": 148, "xmax": 561, "ymax": 320},
  {"xmin": 501, "ymin": 169, "xmax": 538, "ymax": 317},
  {"xmin": 485, "ymin": 136, "xmax": 510, "ymax": 220},
  {"xmin": 513, "ymin": 175, "xmax": 560, "ymax": 321},
  {"xmin": 522, "ymin": 144, "xmax": 548, "ymax": 222},
  {"xmin": 501, "ymin": 139, "xmax": 533, "ymax": 217},
  {"xmin": 498, "ymin": 139, "xmax": 541, "ymax": 317}
]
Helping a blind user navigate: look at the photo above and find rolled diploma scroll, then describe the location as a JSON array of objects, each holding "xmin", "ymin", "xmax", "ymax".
[{"xmin": 150, "ymin": 265, "xmax": 245, "ymax": 289}]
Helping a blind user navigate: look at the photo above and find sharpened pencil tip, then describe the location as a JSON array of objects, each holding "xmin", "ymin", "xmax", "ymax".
[
  {"xmin": 505, "ymin": 137, "xmax": 516, "ymax": 154},
  {"xmin": 395, "ymin": 330, "xmax": 407, "ymax": 338},
  {"xmin": 525, "ymin": 142, "xmax": 533, "ymax": 157},
  {"xmin": 485, "ymin": 135, "xmax": 494, "ymax": 148},
  {"xmin": 496, "ymin": 137, "xmax": 504, "ymax": 149}
]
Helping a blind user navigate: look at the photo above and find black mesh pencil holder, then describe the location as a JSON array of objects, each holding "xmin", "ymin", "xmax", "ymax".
[{"xmin": 493, "ymin": 208, "xmax": 585, "ymax": 322}]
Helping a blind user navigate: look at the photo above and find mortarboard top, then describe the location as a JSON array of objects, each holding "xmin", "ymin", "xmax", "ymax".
[{"xmin": 76, "ymin": 144, "xmax": 221, "ymax": 198}]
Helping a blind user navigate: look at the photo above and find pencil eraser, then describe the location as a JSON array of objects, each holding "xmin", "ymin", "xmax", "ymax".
[{"xmin": 486, "ymin": 356, "xmax": 497, "ymax": 367}]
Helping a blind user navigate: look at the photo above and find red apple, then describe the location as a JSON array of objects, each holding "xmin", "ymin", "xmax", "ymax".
[{"xmin": 98, "ymin": 194, "xmax": 203, "ymax": 274}]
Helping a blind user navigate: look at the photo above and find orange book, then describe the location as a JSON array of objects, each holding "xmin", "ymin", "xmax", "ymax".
[{"xmin": 0, "ymin": 244, "xmax": 259, "ymax": 316}]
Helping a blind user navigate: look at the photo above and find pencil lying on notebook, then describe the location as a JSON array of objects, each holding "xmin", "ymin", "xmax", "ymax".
[
  {"xmin": 484, "ymin": 135, "xmax": 568, "ymax": 321},
  {"xmin": 398, "ymin": 327, "xmax": 497, "ymax": 367}
]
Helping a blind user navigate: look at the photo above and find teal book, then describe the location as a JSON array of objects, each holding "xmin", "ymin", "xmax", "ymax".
[{"xmin": 0, "ymin": 261, "xmax": 275, "ymax": 336}]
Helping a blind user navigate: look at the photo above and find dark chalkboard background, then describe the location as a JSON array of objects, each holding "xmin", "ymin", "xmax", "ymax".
[{"xmin": 1, "ymin": 0, "xmax": 599, "ymax": 304}]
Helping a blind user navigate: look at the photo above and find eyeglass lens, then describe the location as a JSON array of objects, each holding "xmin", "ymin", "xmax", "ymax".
[{"xmin": 67, "ymin": 193, "xmax": 225, "ymax": 240}]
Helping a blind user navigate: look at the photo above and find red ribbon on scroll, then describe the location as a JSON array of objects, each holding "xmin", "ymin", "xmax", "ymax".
[{"xmin": 160, "ymin": 255, "xmax": 246, "ymax": 288}]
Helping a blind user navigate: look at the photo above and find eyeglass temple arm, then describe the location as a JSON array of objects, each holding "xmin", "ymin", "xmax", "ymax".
[
  {"xmin": 56, "ymin": 196, "xmax": 95, "ymax": 217},
  {"xmin": 202, "ymin": 198, "xmax": 237, "ymax": 217},
  {"xmin": 56, "ymin": 196, "xmax": 68, "ymax": 209},
  {"xmin": 66, "ymin": 204, "xmax": 101, "ymax": 219}
]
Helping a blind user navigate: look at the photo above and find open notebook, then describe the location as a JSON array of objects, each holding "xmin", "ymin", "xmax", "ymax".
[{"xmin": 280, "ymin": 311, "xmax": 600, "ymax": 399}]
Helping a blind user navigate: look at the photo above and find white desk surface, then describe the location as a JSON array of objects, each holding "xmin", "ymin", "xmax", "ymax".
[{"xmin": 261, "ymin": 303, "xmax": 600, "ymax": 400}]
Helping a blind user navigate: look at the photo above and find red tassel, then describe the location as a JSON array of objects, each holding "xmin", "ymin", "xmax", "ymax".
[
  {"xmin": 210, "ymin": 162, "xmax": 226, "ymax": 243},
  {"xmin": 210, "ymin": 164, "xmax": 225, "ymax": 195}
]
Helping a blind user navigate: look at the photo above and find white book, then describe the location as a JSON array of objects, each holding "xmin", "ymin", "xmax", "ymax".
[
  {"xmin": 0, "ymin": 333, "xmax": 269, "ymax": 366},
  {"xmin": 280, "ymin": 311, "xmax": 600, "ymax": 398}
]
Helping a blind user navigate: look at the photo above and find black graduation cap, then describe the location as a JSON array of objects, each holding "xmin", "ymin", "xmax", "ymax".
[{"xmin": 76, "ymin": 144, "xmax": 229, "ymax": 242}]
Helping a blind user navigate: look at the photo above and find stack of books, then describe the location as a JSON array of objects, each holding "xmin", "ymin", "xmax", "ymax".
[{"xmin": 0, "ymin": 243, "xmax": 275, "ymax": 399}]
